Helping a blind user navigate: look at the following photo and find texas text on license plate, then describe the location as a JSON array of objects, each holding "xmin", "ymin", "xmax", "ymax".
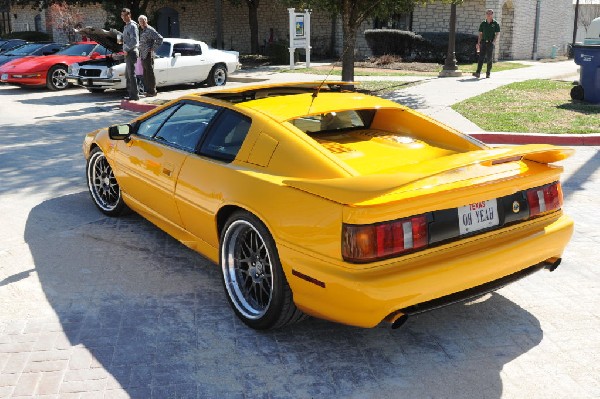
[{"xmin": 458, "ymin": 199, "xmax": 499, "ymax": 235}]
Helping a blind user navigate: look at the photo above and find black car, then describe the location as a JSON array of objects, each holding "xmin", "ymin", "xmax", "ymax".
[
  {"xmin": 0, "ymin": 42, "xmax": 65, "ymax": 67},
  {"xmin": 0, "ymin": 39, "xmax": 27, "ymax": 54}
]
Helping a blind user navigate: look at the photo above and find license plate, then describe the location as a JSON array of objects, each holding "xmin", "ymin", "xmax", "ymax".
[
  {"xmin": 458, "ymin": 199, "xmax": 499, "ymax": 235},
  {"xmin": 1, "ymin": 73, "xmax": 7, "ymax": 80}
]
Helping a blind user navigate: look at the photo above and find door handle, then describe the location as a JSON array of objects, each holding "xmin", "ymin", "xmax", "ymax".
[{"xmin": 162, "ymin": 162, "xmax": 174, "ymax": 177}]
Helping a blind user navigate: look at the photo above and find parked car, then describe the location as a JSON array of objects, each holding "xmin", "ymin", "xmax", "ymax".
[
  {"xmin": 0, "ymin": 39, "xmax": 26, "ymax": 54},
  {"xmin": 67, "ymin": 27, "xmax": 240, "ymax": 93},
  {"xmin": 0, "ymin": 41, "xmax": 110, "ymax": 90},
  {"xmin": 0, "ymin": 42, "xmax": 65, "ymax": 67},
  {"xmin": 83, "ymin": 82, "xmax": 574, "ymax": 330}
]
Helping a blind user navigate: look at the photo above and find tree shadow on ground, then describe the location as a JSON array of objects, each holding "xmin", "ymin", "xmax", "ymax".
[
  {"xmin": 0, "ymin": 114, "xmax": 133, "ymax": 197},
  {"xmin": 24, "ymin": 192, "xmax": 543, "ymax": 398},
  {"xmin": 382, "ymin": 91, "xmax": 428, "ymax": 109}
]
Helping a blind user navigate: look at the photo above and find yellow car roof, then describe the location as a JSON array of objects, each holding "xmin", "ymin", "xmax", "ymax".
[
  {"xmin": 239, "ymin": 92, "xmax": 402, "ymax": 122},
  {"xmin": 192, "ymin": 81, "xmax": 405, "ymax": 122}
]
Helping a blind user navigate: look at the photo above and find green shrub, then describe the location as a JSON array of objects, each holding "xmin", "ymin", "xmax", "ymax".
[
  {"xmin": 364, "ymin": 29, "xmax": 478, "ymax": 64},
  {"xmin": 265, "ymin": 41, "xmax": 300, "ymax": 65},
  {"xmin": 418, "ymin": 32, "xmax": 478, "ymax": 63},
  {"xmin": 364, "ymin": 29, "xmax": 427, "ymax": 59},
  {"xmin": 3, "ymin": 31, "xmax": 51, "ymax": 42}
]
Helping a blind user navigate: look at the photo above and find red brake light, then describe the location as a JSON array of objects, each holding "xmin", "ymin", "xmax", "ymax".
[
  {"xmin": 526, "ymin": 182, "xmax": 563, "ymax": 218},
  {"xmin": 343, "ymin": 215, "xmax": 428, "ymax": 263}
]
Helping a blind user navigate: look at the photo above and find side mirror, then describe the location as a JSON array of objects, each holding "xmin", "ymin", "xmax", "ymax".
[
  {"xmin": 90, "ymin": 51, "xmax": 101, "ymax": 59},
  {"xmin": 173, "ymin": 52, "xmax": 181, "ymax": 58},
  {"xmin": 108, "ymin": 124, "xmax": 132, "ymax": 140}
]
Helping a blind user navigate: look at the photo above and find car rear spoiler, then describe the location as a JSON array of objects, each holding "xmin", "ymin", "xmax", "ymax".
[{"xmin": 282, "ymin": 144, "xmax": 573, "ymax": 204}]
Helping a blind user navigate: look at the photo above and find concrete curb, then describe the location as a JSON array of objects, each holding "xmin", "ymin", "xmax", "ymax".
[
  {"xmin": 120, "ymin": 99, "xmax": 157, "ymax": 114},
  {"xmin": 470, "ymin": 132, "xmax": 600, "ymax": 146}
]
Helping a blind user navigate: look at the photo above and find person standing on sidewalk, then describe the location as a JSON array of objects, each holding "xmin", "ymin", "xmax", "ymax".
[
  {"xmin": 138, "ymin": 15, "xmax": 163, "ymax": 97},
  {"xmin": 473, "ymin": 9, "xmax": 500, "ymax": 79},
  {"xmin": 121, "ymin": 8, "xmax": 139, "ymax": 100}
]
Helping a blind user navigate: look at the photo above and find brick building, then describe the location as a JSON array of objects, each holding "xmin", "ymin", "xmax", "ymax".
[{"xmin": 3, "ymin": 0, "xmax": 574, "ymax": 61}]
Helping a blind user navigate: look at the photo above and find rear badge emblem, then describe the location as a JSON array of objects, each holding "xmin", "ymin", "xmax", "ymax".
[{"xmin": 512, "ymin": 201, "xmax": 520, "ymax": 213}]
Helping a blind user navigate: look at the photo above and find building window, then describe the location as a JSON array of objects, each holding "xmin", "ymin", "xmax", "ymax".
[
  {"xmin": 34, "ymin": 14, "xmax": 42, "ymax": 32},
  {"xmin": 373, "ymin": 13, "xmax": 412, "ymax": 31}
]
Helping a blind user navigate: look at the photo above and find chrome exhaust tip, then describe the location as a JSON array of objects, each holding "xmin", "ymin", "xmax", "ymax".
[{"xmin": 391, "ymin": 314, "xmax": 409, "ymax": 330}]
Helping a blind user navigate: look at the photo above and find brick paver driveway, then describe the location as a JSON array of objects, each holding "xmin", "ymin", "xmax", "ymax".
[{"xmin": 1, "ymin": 85, "xmax": 599, "ymax": 398}]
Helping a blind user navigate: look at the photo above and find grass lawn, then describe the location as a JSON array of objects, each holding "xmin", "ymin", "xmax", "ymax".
[
  {"xmin": 284, "ymin": 67, "xmax": 436, "ymax": 77},
  {"xmin": 452, "ymin": 79, "xmax": 600, "ymax": 134},
  {"xmin": 282, "ymin": 62, "xmax": 529, "ymax": 77},
  {"xmin": 356, "ymin": 80, "xmax": 424, "ymax": 95}
]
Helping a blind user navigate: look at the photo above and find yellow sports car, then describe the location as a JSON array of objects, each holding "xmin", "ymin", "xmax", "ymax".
[{"xmin": 83, "ymin": 82, "xmax": 574, "ymax": 330}]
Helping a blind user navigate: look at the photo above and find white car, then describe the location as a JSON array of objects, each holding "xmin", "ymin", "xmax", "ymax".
[{"xmin": 67, "ymin": 27, "xmax": 240, "ymax": 93}]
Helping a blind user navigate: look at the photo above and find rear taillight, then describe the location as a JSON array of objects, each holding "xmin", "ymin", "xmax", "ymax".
[
  {"xmin": 342, "ymin": 215, "xmax": 428, "ymax": 263},
  {"xmin": 526, "ymin": 182, "xmax": 563, "ymax": 218}
]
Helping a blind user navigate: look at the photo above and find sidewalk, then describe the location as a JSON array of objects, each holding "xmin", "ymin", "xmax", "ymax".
[{"xmin": 122, "ymin": 60, "xmax": 600, "ymax": 145}]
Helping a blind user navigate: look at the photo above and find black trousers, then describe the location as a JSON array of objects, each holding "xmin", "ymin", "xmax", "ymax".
[
  {"xmin": 125, "ymin": 50, "xmax": 139, "ymax": 100},
  {"xmin": 141, "ymin": 53, "xmax": 157, "ymax": 95},
  {"xmin": 476, "ymin": 40, "xmax": 495, "ymax": 75}
]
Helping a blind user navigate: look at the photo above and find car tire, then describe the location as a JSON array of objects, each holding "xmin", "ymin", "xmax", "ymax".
[
  {"xmin": 86, "ymin": 147, "xmax": 128, "ymax": 217},
  {"xmin": 220, "ymin": 210, "xmax": 305, "ymax": 330},
  {"xmin": 570, "ymin": 84, "xmax": 584, "ymax": 101},
  {"xmin": 207, "ymin": 64, "xmax": 227, "ymax": 87},
  {"xmin": 46, "ymin": 64, "xmax": 69, "ymax": 90},
  {"xmin": 87, "ymin": 88, "xmax": 106, "ymax": 93}
]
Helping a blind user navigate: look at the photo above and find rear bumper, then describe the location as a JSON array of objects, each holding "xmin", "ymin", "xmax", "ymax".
[{"xmin": 280, "ymin": 212, "xmax": 574, "ymax": 328}]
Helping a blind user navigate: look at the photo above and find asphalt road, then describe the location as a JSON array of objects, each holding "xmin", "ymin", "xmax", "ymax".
[{"xmin": 1, "ymin": 84, "xmax": 599, "ymax": 398}]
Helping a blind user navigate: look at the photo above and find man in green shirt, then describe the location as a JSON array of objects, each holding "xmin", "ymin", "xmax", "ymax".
[{"xmin": 473, "ymin": 9, "xmax": 500, "ymax": 79}]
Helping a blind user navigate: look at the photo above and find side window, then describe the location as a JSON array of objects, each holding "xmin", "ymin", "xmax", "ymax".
[
  {"xmin": 200, "ymin": 110, "xmax": 251, "ymax": 162},
  {"xmin": 154, "ymin": 103, "xmax": 220, "ymax": 151},
  {"xmin": 173, "ymin": 43, "xmax": 201, "ymax": 56},
  {"xmin": 155, "ymin": 42, "xmax": 171, "ymax": 58},
  {"xmin": 135, "ymin": 105, "xmax": 176, "ymax": 138}
]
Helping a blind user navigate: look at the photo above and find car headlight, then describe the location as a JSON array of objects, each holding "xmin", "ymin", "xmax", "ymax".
[
  {"xmin": 68, "ymin": 64, "xmax": 78, "ymax": 74},
  {"xmin": 107, "ymin": 68, "xmax": 113, "ymax": 78}
]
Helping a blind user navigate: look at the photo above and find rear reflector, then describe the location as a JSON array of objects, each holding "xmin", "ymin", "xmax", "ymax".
[
  {"xmin": 526, "ymin": 182, "xmax": 563, "ymax": 218},
  {"xmin": 343, "ymin": 215, "xmax": 428, "ymax": 263}
]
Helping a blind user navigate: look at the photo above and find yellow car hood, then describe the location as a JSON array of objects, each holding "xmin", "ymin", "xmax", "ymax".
[{"xmin": 283, "ymin": 144, "xmax": 573, "ymax": 205}]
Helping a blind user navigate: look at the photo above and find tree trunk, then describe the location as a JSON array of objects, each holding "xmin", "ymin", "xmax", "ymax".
[
  {"xmin": 248, "ymin": 0, "xmax": 260, "ymax": 53},
  {"xmin": 341, "ymin": 0, "xmax": 356, "ymax": 85},
  {"xmin": 442, "ymin": 3, "xmax": 458, "ymax": 71}
]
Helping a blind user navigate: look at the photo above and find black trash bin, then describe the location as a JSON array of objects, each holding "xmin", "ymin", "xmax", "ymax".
[{"xmin": 572, "ymin": 44, "xmax": 600, "ymax": 103}]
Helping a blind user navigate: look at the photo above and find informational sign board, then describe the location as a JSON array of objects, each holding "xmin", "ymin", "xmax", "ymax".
[{"xmin": 288, "ymin": 8, "xmax": 311, "ymax": 69}]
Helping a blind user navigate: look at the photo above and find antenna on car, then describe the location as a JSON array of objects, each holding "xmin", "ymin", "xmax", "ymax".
[{"xmin": 307, "ymin": 45, "xmax": 351, "ymax": 114}]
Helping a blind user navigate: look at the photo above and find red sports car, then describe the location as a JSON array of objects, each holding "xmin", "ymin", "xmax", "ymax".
[{"xmin": 0, "ymin": 42, "xmax": 110, "ymax": 90}]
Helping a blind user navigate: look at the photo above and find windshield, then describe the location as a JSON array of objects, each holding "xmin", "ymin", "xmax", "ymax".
[
  {"xmin": 56, "ymin": 43, "xmax": 98, "ymax": 56},
  {"xmin": 5, "ymin": 43, "xmax": 44, "ymax": 55}
]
